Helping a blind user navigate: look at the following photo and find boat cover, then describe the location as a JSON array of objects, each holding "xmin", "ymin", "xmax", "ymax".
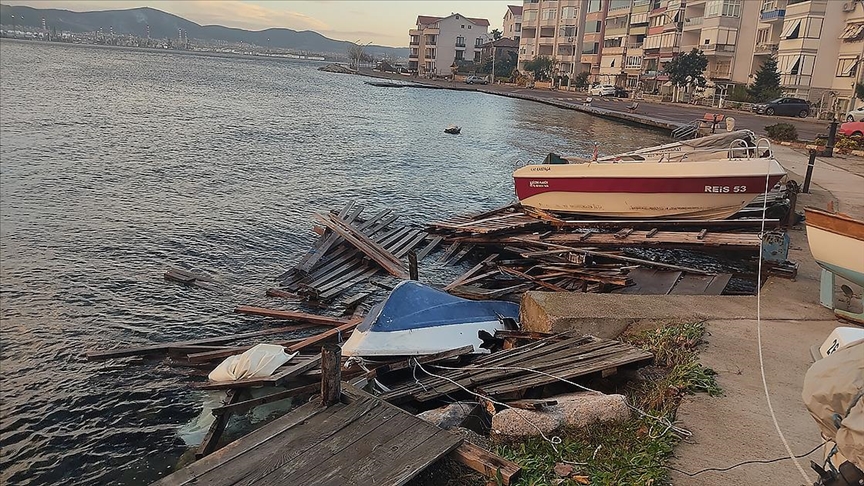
[
  {"xmin": 354, "ymin": 280, "xmax": 519, "ymax": 333},
  {"xmin": 802, "ymin": 340, "xmax": 864, "ymax": 470}
]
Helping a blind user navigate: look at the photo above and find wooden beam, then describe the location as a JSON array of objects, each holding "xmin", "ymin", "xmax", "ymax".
[
  {"xmin": 451, "ymin": 442, "xmax": 522, "ymax": 486},
  {"xmin": 498, "ymin": 266, "xmax": 570, "ymax": 292},
  {"xmin": 287, "ymin": 318, "xmax": 362, "ymax": 353},
  {"xmin": 234, "ymin": 306, "xmax": 352, "ymax": 326},
  {"xmin": 314, "ymin": 213, "xmax": 408, "ymax": 278},
  {"xmin": 196, "ymin": 390, "xmax": 241, "ymax": 459},
  {"xmin": 210, "ymin": 383, "xmax": 321, "ymax": 416},
  {"xmin": 444, "ymin": 253, "xmax": 498, "ymax": 291},
  {"xmin": 321, "ymin": 344, "xmax": 342, "ymax": 406}
]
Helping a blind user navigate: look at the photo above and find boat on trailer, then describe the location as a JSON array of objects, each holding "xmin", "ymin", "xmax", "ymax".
[
  {"xmin": 512, "ymin": 130, "xmax": 787, "ymax": 219},
  {"xmin": 804, "ymin": 207, "xmax": 864, "ymax": 288},
  {"xmin": 341, "ymin": 281, "xmax": 519, "ymax": 358}
]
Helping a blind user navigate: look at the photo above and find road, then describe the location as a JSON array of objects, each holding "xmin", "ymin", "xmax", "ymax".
[{"xmin": 361, "ymin": 70, "xmax": 834, "ymax": 141}]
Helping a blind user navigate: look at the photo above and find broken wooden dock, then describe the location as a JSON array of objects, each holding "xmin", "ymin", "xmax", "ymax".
[{"xmin": 154, "ymin": 384, "xmax": 462, "ymax": 486}]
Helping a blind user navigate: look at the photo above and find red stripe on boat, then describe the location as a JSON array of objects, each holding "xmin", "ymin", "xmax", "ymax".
[{"xmin": 514, "ymin": 175, "xmax": 783, "ymax": 199}]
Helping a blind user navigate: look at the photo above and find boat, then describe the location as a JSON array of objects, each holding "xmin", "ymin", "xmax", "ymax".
[
  {"xmin": 512, "ymin": 130, "xmax": 787, "ymax": 219},
  {"xmin": 804, "ymin": 207, "xmax": 864, "ymax": 287},
  {"xmin": 341, "ymin": 280, "xmax": 519, "ymax": 357},
  {"xmin": 444, "ymin": 125, "xmax": 461, "ymax": 135}
]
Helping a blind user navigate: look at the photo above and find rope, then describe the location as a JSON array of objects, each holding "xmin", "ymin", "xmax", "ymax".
[{"xmin": 756, "ymin": 149, "xmax": 811, "ymax": 482}]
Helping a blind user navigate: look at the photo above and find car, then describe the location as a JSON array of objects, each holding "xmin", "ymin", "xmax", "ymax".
[
  {"xmin": 614, "ymin": 86, "xmax": 630, "ymax": 98},
  {"xmin": 589, "ymin": 84, "xmax": 616, "ymax": 96},
  {"xmin": 751, "ymin": 97, "xmax": 811, "ymax": 118},
  {"xmin": 845, "ymin": 106, "xmax": 864, "ymax": 122},
  {"xmin": 838, "ymin": 121, "xmax": 864, "ymax": 137},
  {"xmin": 465, "ymin": 75, "xmax": 488, "ymax": 85}
]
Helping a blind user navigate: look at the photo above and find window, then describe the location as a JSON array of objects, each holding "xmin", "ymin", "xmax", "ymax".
[
  {"xmin": 461, "ymin": 25, "xmax": 465, "ymax": 29},
  {"xmin": 756, "ymin": 28, "xmax": 770, "ymax": 45},
  {"xmin": 609, "ymin": 0, "xmax": 630, "ymax": 10},
  {"xmin": 837, "ymin": 58, "xmax": 859, "ymax": 77},
  {"xmin": 588, "ymin": 0, "xmax": 601, "ymax": 13},
  {"xmin": 515, "ymin": 23, "xmax": 521, "ymax": 32},
  {"xmin": 468, "ymin": 25, "xmax": 472, "ymax": 29},
  {"xmin": 542, "ymin": 8, "xmax": 556, "ymax": 20},
  {"xmin": 559, "ymin": 25, "xmax": 577, "ymax": 37},
  {"xmin": 474, "ymin": 51, "xmax": 481, "ymax": 62},
  {"xmin": 456, "ymin": 36, "xmax": 465, "ymax": 47},
  {"xmin": 790, "ymin": 57, "xmax": 800, "ymax": 75},
  {"xmin": 706, "ymin": 0, "xmax": 740, "ymax": 18},
  {"xmin": 582, "ymin": 42, "xmax": 599, "ymax": 54},
  {"xmin": 604, "ymin": 38, "xmax": 622, "ymax": 48},
  {"xmin": 585, "ymin": 20, "xmax": 602, "ymax": 33},
  {"xmin": 626, "ymin": 56, "xmax": 642, "ymax": 68},
  {"xmin": 611, "ymin": 58, "xmax": 616, "ymax": 67},
  {"xmin": 455, "ymin": 51, "xmax": 464, "ymax": 60},
  {"xmin": 475, "ymin": 37, "xmax": 482, "ymax": 47},
  {"xmin": 805, "ymin": 17, "xmax": 823, "ymax": 38},
  {"xmin": 523, "ymin": 10, "xmax": 537, "ymax": 21},
  {"xmin": 781, "ymin": 19, "xmax": 800, "ymax": 39},
  {"xmin": 562, "ymin": 6, "xmax": 578, "ymax": 18}
]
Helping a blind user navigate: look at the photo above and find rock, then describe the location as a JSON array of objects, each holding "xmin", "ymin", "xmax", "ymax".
[
  {"xmin": 491, "ymin": 392, "xmax": 629, "ymax": 440},
  {"xmin": 317, "ymin": 63, "xmax": 355, "ymax": 74},
  {"xmin": 417, "ymin": 401, "xmax": 478, "ymax": 429},
  {"xmin": 553, "ymin": 463, "xmax": 573, "ymax": 477}
]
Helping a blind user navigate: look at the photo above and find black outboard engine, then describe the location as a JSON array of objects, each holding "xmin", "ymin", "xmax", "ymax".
[{"xmin": 811, "ymin": 459, "xmax": 864, "ymax": 486}]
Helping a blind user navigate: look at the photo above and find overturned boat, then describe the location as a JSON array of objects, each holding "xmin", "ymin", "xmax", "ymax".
[
  {"xmin": 341, "ymin": 280, "xmax": 519, "ymax": 357},
  {"xmin": 513, "ymin": 130, "xmax": 787, "ymax": 219}
]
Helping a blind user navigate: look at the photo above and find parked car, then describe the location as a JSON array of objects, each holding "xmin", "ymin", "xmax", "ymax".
[
  {"xmin": 589, "ymin": 84, "xmax": 616, "ymax": 96},
  {"xmin": 465, "ymin": 75, "xmax": 488, "ymax": 85},
  {"xmin": 845, "ymin": 106, "xmax": 864, "ymax": 122},
  {"xmin": 751, "ymin": 97, "xmax": 811, "ymax": 118},
  {"xmin": 838, "ymin": 121, "xmax": 864, "ymax": 137},
  {"xmin": 614, "ymin": 86, "xmax": 630, "ymax": 98}
]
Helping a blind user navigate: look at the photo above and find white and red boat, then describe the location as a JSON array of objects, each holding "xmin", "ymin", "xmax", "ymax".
[{"xmin": 513, "ymin": 131, "xmax": 787, "ymax": 219}]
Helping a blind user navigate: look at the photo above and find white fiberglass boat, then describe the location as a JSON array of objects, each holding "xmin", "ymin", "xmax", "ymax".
[
  {"xmin": 804, "ymin": 207, "xmax": 864, "ymax": 287},
  {"xmin": 513, "ymin": 130, "xmax": 787, "ymax": 219}
]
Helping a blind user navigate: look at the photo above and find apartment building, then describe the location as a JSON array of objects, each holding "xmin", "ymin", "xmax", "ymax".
[
  {"xmin": 504, "ymin": 5, "xmax": 523, "ymax": 42},
  {"xmin": 408, "ymin": 14, "xmax": 490, "ymax": 76},
  {"xmin": 833, "ymin": 1, "xmax": 864, "ymax": 114},
  {"xmin": 517, "ymin": 0, "xmax": 588, "ymax": 78}
]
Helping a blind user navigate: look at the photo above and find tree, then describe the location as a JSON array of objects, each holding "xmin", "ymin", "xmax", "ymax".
[
  {"xmin": 663, "ymin": 48, "xmax": 708, "ymax": 89},
  {"xmin": 856, "ymin": 82, "xmax": 864, "ymax": 102},
  {"xmin": 347, "ymin": 41, "xmax": 370, "ymax": 69},
  {"xmin": 572, "ymin": 71, "xmax": 590, "ymax": 90},
  {"xmin": 479, "ymin": 51, "xmax": 517, "ymax": 78},
  {"xmin": 491, "ymin": 29, "xmax": 503, "ymax": 41},
  {"xmin": 748, "ymin": 57, "xmax": 782, "ymax": 102},
  {"xmin": 524, "ymin": 56, "xmax": 555, "ymax": 81}
]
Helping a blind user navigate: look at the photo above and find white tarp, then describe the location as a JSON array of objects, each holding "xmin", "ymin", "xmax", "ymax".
[
  {"xmin": 802, "ymin": 340, "xmax": 864, "ymax": 470},
  {"xmin": 208, "ymin": 344, "xmax": 298, "ymax": 382}
]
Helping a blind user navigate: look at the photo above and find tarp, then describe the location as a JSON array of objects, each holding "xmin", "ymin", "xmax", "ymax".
[
  {"xmin": 802, "ymin": 340, "xmax": 864, "ymax": 470},
  {"xmin": 208, "ymin": 344, "xmax": 298, "ymax": 382}
]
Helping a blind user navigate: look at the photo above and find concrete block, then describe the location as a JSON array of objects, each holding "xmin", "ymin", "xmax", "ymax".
[
  {"xmin": 491, "ymin": 392, "xmax": 629, "ymax": 440},
  {"xmin": 417, "ymin": 401, "xmax": 478, "ymax": 429}
]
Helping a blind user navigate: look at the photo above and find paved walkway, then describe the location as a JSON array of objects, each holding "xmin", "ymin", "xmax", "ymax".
[{"xmin": 362, "ymin": 71, "xmax": 834, "ymax": 141}]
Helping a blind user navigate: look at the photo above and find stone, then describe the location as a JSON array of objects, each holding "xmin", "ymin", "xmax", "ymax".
[
  {"xmin": 417, "ymin": 401, "xmax": 478, "ymax": 429},
  {"xmin": 491, "ymin": 392, "xmax": 629, "ymax": 440},
  {"xmin": 553, "ymin": 463, "xmax": 573, "ymax": 477}
]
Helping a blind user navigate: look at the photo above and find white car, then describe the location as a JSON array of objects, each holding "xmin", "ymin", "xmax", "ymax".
[
  {"xmin": 845, "ymin": 106, "xmax": 864, "ymax": 122},
  {"xmin": 589, "ymin": 84, "xmax": 616, "ymax": 96}
]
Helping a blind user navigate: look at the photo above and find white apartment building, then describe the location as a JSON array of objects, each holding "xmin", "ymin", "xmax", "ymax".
[
  {"xmin": 833, "ymin": 1, "xmax": 864, "ymax": 114},
  {"xmin": 504, "ymin": 5, "xmax": 523, "ymax": 42},
  {"xmin": 408, "ymin": 14, "xmax": 490, "ymax": 76},
  {"xmin": 517, "ymin": 0, "xmax": 589, "ymax": 77}
]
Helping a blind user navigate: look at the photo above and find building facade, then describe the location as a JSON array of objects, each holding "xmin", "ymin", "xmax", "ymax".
[
  {"xmin": 504, "ymin": 5, "xmax": 523, "ymax": 42},
  {"xmin": 517, "ymin": 0, "xmax": 589, "ymax": 77},
  {"xmin": 408, "ymin": 14, "xmax": 490, "ymax": 76}
]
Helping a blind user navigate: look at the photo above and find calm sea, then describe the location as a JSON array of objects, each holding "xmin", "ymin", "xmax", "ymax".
[{"xmin": 0, "ymin": 39, "xmax": 669, "ymax": 485}]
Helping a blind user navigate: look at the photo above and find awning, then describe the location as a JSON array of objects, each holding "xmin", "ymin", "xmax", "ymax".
[
  {"xmin": 841, "ymin": 23, "xmax": 864, "ymax": 41},
  {"xmin": 781, "ymin": 19, "xmax": 801, "ymax": 39}
]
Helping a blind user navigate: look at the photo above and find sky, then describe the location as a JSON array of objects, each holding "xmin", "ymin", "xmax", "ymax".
[{"xmin": 6, "ymin": 1, "xmax": 515, "ymax": 47}]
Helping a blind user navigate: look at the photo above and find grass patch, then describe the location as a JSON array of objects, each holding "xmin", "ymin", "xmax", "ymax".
[{"xmin": 493, "ymin": 321, "xmax": 721, "ymax": 486}]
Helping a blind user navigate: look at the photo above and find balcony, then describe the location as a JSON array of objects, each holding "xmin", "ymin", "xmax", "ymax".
[
  {"xmin": 455, "ymin": 43, "xmax": 466, "ymax": 49},
  {"xmin": 709, "ymin": 70, "xmax": 732, "ymax": 80},
  {"xmin": 760, "ymin": 8, "xmax": 785, "ymax": 22},
  {"xmin": 605, "ymin": 26, "xmax": 629, "ymax": 37},
  {"xmin": 683, "ymin": 17, "xmax": 703, "ymax": 30},
  {"xmin": 701, "ymin": 43, "xmax": 735, "ymax": 55},
  {"xmin": 754, "ymin": 43, "xmax": 778, "ymax": 54},
  {"xmin": 409, "ymin": 40, "xmax": 419, "ymax": 46},
  {"xmin": 409, "ymin": 53, "xmax": 418, "ymax": 59},
  {"xmin": 627, "ymin": 43, "xmax": 644, "ymax": 49},
  {"xmin": 604, "ymin": 46, "xmax": 625, "ymax": 55}
]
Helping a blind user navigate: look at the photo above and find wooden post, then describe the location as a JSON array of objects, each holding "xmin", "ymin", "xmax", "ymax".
[
  {"xmin": 408, "ymin": 250, "xmax": 419, "ymax": 280},
  {"xmin": 321, "ymin": 344, "xmax": 342, "ymax": 406}
]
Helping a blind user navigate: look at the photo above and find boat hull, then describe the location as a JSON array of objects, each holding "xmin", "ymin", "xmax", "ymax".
[
  {"xmin": 342, "ymin": 320, "xmax": 505, "ymax": 357},
  {"xmin": 513, "ymin": 159, "xmax": 786, "ymax": 219},
  {"xmin": 805, "ymin": 208, "xmax": 864, "ymax": 287}
]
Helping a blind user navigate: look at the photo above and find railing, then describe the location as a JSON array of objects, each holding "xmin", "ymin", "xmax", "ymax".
[
  {"xmin": 684, "ymin": 17, "xmax": 703, "ymax": 27},
  {"xmin": 702, "ymin": 44, "xmax": 735, "ymax": 53},
  {"xmin": 626, "ymin": 43, "xmax": 644, "ymax": 49},
  {"xmin": 455, "ymin": 42, "xmax": 466, "ymax": 47},
  {"xmin": 760, "ymin": 8, "xmax": 785, "ymax": 21},
  {"xmin": 709, "ymin": 70, "xmax": 731, "ymax": 79},
  {"xmin": 754, "ymin": 43, "xmax": 778, "ymax": 54}
]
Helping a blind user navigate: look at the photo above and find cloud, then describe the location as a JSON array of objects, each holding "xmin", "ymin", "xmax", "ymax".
[{"xmin": 167, "ymin": 1, "xmax": 330, "ymax": 31}]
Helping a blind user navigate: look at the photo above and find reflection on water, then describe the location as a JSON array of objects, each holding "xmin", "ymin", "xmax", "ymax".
[{"xmin": 0, "ymin": 40, "xmax": 670, "ymax": 484}]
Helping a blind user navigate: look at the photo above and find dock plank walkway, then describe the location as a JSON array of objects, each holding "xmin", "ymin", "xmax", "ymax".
[{"xmin": 153, "ymin": 386, "xmax": 461, "ymax": 486}]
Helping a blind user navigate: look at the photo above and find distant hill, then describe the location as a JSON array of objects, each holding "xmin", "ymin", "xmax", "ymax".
[{"xmin": 0, "ymin": 4, "xmax": 408, "ymax": 58}]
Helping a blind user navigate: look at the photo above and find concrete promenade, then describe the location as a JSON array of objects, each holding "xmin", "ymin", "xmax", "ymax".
[{"xmin": 361, "ymin": 70, "xmax": 835, "ymax": 141}]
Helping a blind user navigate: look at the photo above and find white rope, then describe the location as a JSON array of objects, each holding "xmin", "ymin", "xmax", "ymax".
[
  {"xmin": 756, "ymin": 152, "xmax": 810, "ymax": 482},
  {"xmin": 429, "ymin": 363, "xmax": 692, "ymax": 439},
  {"xmin": 410, "ymin": 359, "xmax": 563, "ymax": 451}
]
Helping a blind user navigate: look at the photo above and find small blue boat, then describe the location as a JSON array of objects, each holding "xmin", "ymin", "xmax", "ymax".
[{"xmin": 341, "ymin": 281, "xmax": 519, "ymax": 357}]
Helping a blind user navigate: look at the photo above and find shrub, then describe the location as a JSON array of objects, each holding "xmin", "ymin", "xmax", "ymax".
[
  {"xmin": 728, "ymin": 84, "xmax": 751, "ymax": 102},
  {"xmin": 764, "ymin": 123, "xmax": 798, "ymax": 141},
  {"xmin": 835, "ymin": 135, "xmax": 864, "ymax": 152}
]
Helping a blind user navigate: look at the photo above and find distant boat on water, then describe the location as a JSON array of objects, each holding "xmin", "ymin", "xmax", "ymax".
[{"xmin": 444, "ymin": 125, "xmax": 461, "ymax": 135}]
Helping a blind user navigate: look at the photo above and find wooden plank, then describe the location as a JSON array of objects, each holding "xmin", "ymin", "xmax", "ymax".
[
  {"xmin": 286, "ymin": 318, "xmax": 361, "ymax": 353},
  {"xmin": 502, "ymin": 399, "xmax": 558, "ymax": 410},
  {"xmin": 265, "ymin": 288, "xmax": 301, "ymax": 300},
  {"xmin": 393, "ymin": 231, "xmax": 429, "ymax": 258},
  {"xmin": 451, "ymin": 442, "xmax": 522, "ymax": 485},
  {"xmin": 233, "ymin": 307, "xmax": 351, "ymax": 326},
  {"xmin": 415, "ymin": 236, "xmax": 443, "ymax": 260},
  {"xmin": 317, "ymin": 267, "xmax": 380, "ymax": 300},
  {"xmin": 85, "ymin": 325, "xmax": 320, "ymax": 361},
  {"xmin": 498, "ymin": 266, "xmax": 569, "ymax": 292},
  {"xmin": 704, "ymin": 273, "xmax": 733, "ymax": 295},
  {"xmin": 670, "ymin": 273, "xmax": 732, "ymax": 295},
  {"xmin": 437, "ymin": 241, "xmax": 462, "ymax": 263},
  {"xmin": 294, "ymin": 203, "xmax": 362, "ymax": 274},
  {"xmin": 199, "ymin": 356, "xmax": 323, "ymax": 390},
  {"xmin": 315, "ymin": 213, "xmax": 408, "ymax": 278},
  {"xmin": 196, "ymin": 390, "xmax": 241, "ymax": 459},
  {"xmin": 444, "ymin": 254, "xmax": 499, "ymax": 291},
  {"xmin": 373, "ymin": 345, "xmax": 476, "ymax": 376},
  {"xmin": 210, "ymin": 383, "xmax": 321, "ymax": 416}
]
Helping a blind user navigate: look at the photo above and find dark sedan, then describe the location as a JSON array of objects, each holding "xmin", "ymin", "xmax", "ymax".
[{"xmin": 751, "ymin": 97, "xmax": 811, "ymax": 118}]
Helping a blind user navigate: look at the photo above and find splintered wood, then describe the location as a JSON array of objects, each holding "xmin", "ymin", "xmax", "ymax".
[
  {"xmin": 425, "ymin": 204, "xmax": 778, "ymax": 299},
  {"xmin": 276, "ymin": 202, "xmax": 436, "ymax": 302}
]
